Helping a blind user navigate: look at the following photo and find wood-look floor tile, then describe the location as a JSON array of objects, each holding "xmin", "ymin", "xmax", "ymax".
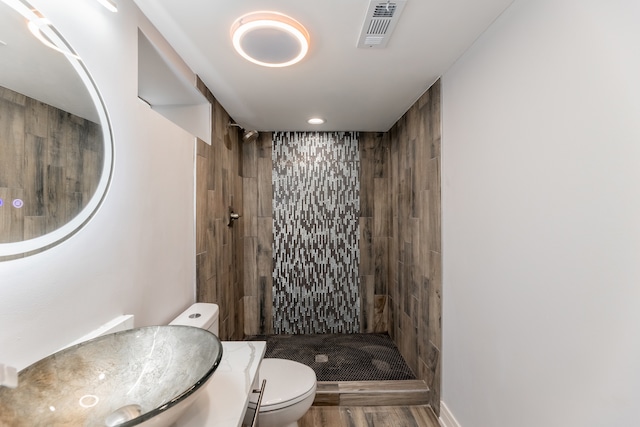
[
  {"xmin": 300, "ymin": 405, "xmax": 439, "ymax": 427},
  {"xmin": 299, "ymin": 406, "xmax": 343, "ymax": 427}
]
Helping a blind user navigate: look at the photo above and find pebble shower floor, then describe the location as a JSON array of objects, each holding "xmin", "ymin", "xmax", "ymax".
[{"xmin": 248, "ymin": 333, "xmax": 416, "ymax": 382}]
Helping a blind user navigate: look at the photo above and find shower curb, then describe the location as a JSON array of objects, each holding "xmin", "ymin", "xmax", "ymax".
[{"xmin": 314, "ymin": 380, "xmax": 429, "ymax": 406}]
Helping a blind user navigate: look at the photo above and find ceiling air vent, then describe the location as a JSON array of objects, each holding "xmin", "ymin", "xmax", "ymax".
[{"xmin": 357, "ymin": 0, "xmax": 407, "ymax": 49}]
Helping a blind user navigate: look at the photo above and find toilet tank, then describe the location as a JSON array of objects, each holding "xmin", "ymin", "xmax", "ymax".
[{"xmin": 170, "ymin": 303, "xmax": 219, "ymax": 336}]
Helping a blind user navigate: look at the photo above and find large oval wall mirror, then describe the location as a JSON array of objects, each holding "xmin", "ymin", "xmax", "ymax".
[{"xmin": 0, "ymin": 0, "xmax": 113, "ymax": 260}]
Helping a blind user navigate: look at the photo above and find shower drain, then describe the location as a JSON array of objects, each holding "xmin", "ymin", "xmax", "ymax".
[{"xmin": 315, "ymin": 354, "xmax": 329, "ymax": 363}]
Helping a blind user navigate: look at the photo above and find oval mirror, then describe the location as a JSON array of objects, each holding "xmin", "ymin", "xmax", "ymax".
[{"xmin": 0, "ymin": 0, "xmax": 113, "ymax": 260}]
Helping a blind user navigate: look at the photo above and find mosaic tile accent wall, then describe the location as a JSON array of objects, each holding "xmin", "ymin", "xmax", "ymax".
[{"xmin": 272, "ymin": 131, "xmax": 360, "ymax": 334}]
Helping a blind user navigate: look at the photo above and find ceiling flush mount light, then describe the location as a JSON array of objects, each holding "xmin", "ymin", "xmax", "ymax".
[
  {"xmin": 307, "ymin": 117, "xmax": 325, "ymax": 125},
  {"xmin": 231, "ymin": 11, "xmax": 310, "ymax": 68}
]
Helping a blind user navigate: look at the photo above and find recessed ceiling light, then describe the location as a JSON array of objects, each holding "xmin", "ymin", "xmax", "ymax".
[
  {"xmin": 307, "ymin": 118, "xmax": 325, "ymax": 125},
  {"xmin": 231, "ymin": 11, "xmax": 310, "ymax": 68}
]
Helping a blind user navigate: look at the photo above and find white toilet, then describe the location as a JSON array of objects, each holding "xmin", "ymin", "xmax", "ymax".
[
  {"xmin": 170, "ymin": 303, "xmax": 317, "ymax": 427},
  {"xmin": 247, "ymin": 358, "xmax": 317, "ymax": 427}
]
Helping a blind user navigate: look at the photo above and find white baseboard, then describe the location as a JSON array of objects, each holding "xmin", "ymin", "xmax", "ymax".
[{"xmin": 439, "ymin": 401, "xmax": 462, "ymax": 427}]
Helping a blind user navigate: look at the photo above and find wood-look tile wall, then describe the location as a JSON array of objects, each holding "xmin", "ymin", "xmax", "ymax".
[
  {"xmin": 194, "ymin": 78, "xmax": 244, "ymax": 340},
  {"xmin": 0, "ymin": 86, "xmax": 102, "ymax": 248},
  {"xmin": 386, "ymin": 79, "xmax": 442, "ymax": 413},
  {"xmin": 242, "ymin": 131, "xmax": 273, "ymax": 336},
  {"xmin": 359, "ymin": 131, "xmax": 391, "ymax": 333}
]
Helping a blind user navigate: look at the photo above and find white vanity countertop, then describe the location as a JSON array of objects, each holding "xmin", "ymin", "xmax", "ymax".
[{"xmin": 174, "ymin": 341, "xmax": 266, "ymax": 427}]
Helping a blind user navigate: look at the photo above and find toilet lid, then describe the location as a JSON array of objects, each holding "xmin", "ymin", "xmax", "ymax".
[{"xmin": 249, "ymin": 358, "xmax": 317, "ymax": 411}]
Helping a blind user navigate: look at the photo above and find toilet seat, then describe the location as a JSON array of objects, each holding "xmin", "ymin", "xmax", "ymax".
[{"xmin": 249, "ymin": 358, "xmax": 317, "ymax": 412}]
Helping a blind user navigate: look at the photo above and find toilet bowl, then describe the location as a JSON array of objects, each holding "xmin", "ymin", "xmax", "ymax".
[
  {"xmin": 171, "ymin": 303, "xmax": 317, "ymax": 427},
  {"xmin": 247, "ymin": 358, "xmax": 317, "ymax": 427}
]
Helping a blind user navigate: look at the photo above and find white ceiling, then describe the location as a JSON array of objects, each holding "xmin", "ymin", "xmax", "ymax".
[{"xmin": 136, "ymin": 0, "xmax": 515, "ymax": 132}]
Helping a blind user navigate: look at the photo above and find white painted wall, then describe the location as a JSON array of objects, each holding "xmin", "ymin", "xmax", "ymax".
[
  {"xmin": 441, "ymin": 0, "xmax": 640, "ymax": 425},
  {"xmin": 0, "ymin": 0, "xmax": 196, "ymax": 370}
]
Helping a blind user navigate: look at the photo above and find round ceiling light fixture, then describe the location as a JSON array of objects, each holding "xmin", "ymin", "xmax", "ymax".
[
  {"xmin": 231, "ymin": 11, "xmax": 310, "ymax": 68},
  {"xmin": 307, "ymin": 117, "xmax": 325, "ymax": 125}
]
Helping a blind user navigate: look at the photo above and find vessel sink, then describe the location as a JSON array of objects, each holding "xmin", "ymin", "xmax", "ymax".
[{"xmin": 0, "ymin": 325, "xmax": 223, "ymax": 427}]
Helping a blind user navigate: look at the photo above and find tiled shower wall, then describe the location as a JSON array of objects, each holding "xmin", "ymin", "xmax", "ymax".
[
  {"xmin": 238, "ymin": 80, "xmax": 442, "ymax": 411},
  {"xmin": 387, "ymin": 80, "xmax": 442, "ymax": 412},
  {"xmin": 242, "ymin": 131, "xmax": 274, "ymax": 336},
  {"xmin": 359, "ymin": 131, "xmax": 391, "ymax": 333},
  {"xmin": 272, "ymin": 132, "xmax": 360, "ymax": 334},
  {"xmin": 242, "ymin": 131, "xmax": 388, "ymax": 336},
  {"xmin": 194, "ymin": 78, "xmax": 244, "ymax": 341}
]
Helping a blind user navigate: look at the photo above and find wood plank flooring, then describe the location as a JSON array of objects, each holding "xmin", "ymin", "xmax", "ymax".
[{"xmin": 299, "ymin": 405, "xmax": 440, "ymax": 427}]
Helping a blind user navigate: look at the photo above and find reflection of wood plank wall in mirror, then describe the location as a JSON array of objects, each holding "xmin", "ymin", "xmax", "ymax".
[{"xmin": 0, "ymin": 85, "xmax": 103, "ymax": 245}]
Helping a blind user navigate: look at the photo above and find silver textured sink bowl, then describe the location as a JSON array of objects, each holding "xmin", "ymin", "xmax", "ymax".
[{"xmin": 0, "ymin": 325, "xmax": 223, "ymax": 427}]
